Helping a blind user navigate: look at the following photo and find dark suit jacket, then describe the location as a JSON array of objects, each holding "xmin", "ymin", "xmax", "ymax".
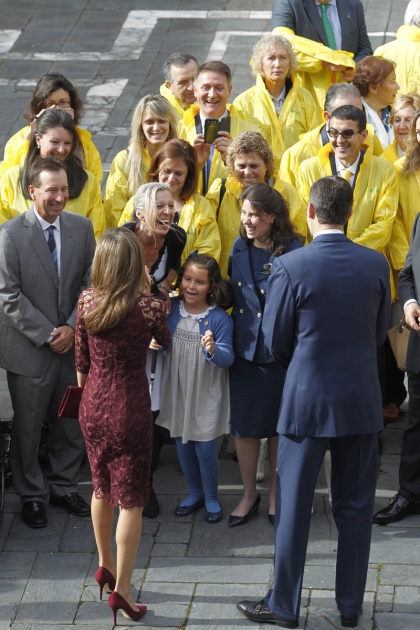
[
  {"xmin": 0, "ymin": 207, "xmax": 95, "ymax": 377},
  {"xmin": 228, "ymin": 236, "xmax": 303, "ymax": 362},
  {"xmin": 271, "ymin": 0, "xmax": 373, "ymax": 61},
  {"xmin": 262, "ymin": 232, "xmax": 390, "ymax": 437},
  {"xmin": 399, "ymin": 213, "xmax": 420, "ymax": 374}
]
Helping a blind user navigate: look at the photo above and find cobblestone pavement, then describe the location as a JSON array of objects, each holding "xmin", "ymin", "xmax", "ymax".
[{"xmin": 1, "ymin": 1, "xmax": 419, "ymax": 629}]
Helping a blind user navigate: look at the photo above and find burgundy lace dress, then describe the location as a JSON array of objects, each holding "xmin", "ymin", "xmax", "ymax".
[{"xmin": 75, "ymin": 289, "xmax": 171, "ymax": 509}]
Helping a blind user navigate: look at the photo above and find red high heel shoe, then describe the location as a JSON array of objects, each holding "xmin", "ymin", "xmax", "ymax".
[
  {"xmin": 108, "ymin": 591, "xmax": 147, "ymax": 624},
  {"xmin": 95, "ymin": 566, "xmax": 116, "ymax": 600}
]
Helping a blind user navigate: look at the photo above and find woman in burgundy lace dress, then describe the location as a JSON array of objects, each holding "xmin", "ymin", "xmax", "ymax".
[{"xmin": 75, "ymin": 228, "xmax": 170, "ymax": 623}]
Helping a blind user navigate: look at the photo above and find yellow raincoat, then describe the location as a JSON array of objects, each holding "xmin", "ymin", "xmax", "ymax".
[
  {"xmin": 206, "ymin": 175, "xmax": 307, "ymax": 278},
  {"xmin": 233, "ymin": 74, "xmax": 317, "ymax": 170},
  {"xmin": 375, "ymin": 25, "xmax": 420, "ymax": 95},
  {"xmin": 297, "ymin": 143, "xmax": 400, "ymax": 298},
  {"xmin": 280, "ymin": 123, "xmax": 384, "ymax": 187},
  {"xmin": 380, "ymin": 140, "xmax": 401, "ymax": 164},
  {"xmin": 0, "ymin": 125, "xmax": 103, "ymax": 184},
  {"xmin": 104, "ymin": 148, "xmax": 151, "ymax": 228},
  {"xmin": 178, "ymin": 104, "xmax": 259, "ymax": 194},
  {"xmin": 159, "ymin": 83, "xmax": 190, "ymax": 120},
  {"xmin": 395, "ymin": 158, "xmax": 420, "ymax": 241},
  {"xmin": 118, "ymin": 193, "xmax": 221, "ymax": 264},
  {"xmin": 272, "ymin": 26, "xmax": 356, "ymax": 125},
  {"xmin": 0, "ymin": 165, "xmax": 105, "ymax": 239}
]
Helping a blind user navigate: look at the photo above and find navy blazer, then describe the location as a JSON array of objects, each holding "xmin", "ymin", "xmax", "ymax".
[
  {"xmin": 263, "ymin": 233, "xmax": 390, "ymax": 437},
  {"xmin": 271, "ymin": 0, "xmax": 373, "ymax": 61},
  {"xmin": 229, "ymin": 236, "xmax": 303, "ymax": 362},
  {"xmin": 399, "ymin": 213, "xmax": 420, "ymax": 374}
]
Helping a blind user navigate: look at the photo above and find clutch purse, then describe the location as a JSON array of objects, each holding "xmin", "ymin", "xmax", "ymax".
[{"xmin": 58, "ymin": 385, "xmax": 84, "ymax": 419}]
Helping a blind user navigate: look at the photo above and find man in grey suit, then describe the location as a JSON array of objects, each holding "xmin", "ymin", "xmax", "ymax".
[
  {"xmin": 236, "ymin": 177, "xmax": 390, "ymax": 628},
  {"xmin": 0, "ymin": 157, "xmax": 95, "ymax": 528}
]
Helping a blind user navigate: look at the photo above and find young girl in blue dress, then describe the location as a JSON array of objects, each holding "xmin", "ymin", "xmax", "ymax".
[{"xmin": 157, "ymin": 253, "xmax": 234, "ymax": 523}]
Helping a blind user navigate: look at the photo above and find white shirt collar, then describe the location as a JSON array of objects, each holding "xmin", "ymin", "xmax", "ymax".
[
  {"xmin": 33, "ymin": 207, "xmax": 61, "ymax": 233},
  {"xmin": 334, "ymin": 152, "xmax": 361, "ymax": 177},
  {"xmin": 313, "ymin": 228, "xmax": 344, "ymax": 239},
  {"xmin": 199, "ymin": 109, "xmax": 229, "ymax": 129}
]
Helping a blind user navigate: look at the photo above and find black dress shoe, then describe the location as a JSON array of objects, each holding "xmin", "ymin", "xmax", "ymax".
[
  {"xmin": 174, "ymin": 498, "xmax": 205, "ymax": 516},
  {"xmin": 22, "ymin": 501, "xmax": 47, "ymax": 528},
  {"xmin": 373, "ymin": 493, "xmax": 420, "ymax": 524},
  {"xmin": 340, "ymin": 609, "xmax": 362, "ymax": 627},
  {"xmin": 228, "ymin": 493, "xmax": 261, "ymax": 528},
  {"xmin": 50, "ymin": 492, "xmax": 91, "ymax": 517},
  {"xmin": 236, "ymin": 599, "xmax": 298, "ymax": 628}
]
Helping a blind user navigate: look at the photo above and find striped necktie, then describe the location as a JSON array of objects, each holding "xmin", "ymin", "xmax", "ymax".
[
  {"xmin": 320, "ymin": 3, "xmax": 336, "ymax": 49},
  {"xmin": 47, "ymin": 225, "xmax": 58, "ymax": 274}
]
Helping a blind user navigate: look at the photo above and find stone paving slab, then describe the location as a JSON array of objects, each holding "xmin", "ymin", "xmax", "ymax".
[
  {"xmin": 146, "ymin": 557, "xmax": 273, "ymax": 585},
  {"xmin": 376, "ymin": 612, "xmax": 420, "ymax": 629}
]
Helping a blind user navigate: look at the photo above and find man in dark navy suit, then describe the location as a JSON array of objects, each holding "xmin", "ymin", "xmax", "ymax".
[
  {"xmin": 374, "ymin": 213, "xmax": 420, "ymax": 524},
  {"xmin": 236, "ymin": 176, "xmax": 390, "ymax": 629}
]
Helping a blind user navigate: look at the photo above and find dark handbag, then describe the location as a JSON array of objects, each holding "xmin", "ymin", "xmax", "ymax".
[{"xmin": 58, "ymin": 386, "xmax": 84, "ymax": 419}]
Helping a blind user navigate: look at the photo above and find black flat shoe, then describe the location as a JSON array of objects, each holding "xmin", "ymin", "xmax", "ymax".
[
  {"xmin": 373, "ymin": 493, "xmax": 420, "ymax": 524},
  {"xmin": 268, "ymin": 513, "xmax": 275, "ymax": 525},
  {"xmin": 228, "ymin": 493, "xmax": 261, "ymax": 528},
  {"xmin": 143, "ymin": 486, "xmax": 160, "ymax": 519},
  {"xmin": 174, "ymin": 498, "xmax": 205, "ymax": 517},
  {"xmin": 205, "ymin": 509, "xmax": 223, "ymax": 523},
  {"xmin": 50, "ymin": 492, "xmax": 91, "ymax": 517},
  {"xmin": 236, "ymin": 599, "xmax": 298, "ymax": 628},
  {"xmin": 22, "ymin": 501, "xmax": 47, "ymax": 528}
]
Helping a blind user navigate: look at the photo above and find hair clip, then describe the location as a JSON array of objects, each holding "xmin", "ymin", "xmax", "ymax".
[{"xmin": 186, "ymin": 249, "xmax": 199, "ymax": 261}]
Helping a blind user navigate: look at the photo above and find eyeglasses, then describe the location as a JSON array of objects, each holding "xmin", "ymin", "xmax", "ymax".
[
  {"xmin": 327, "ymin": 128, "xmax": 361, "ymax": 139},
  {"xmin": 45, "ymin": 99, "xmax": 71, "ymax": 108}
]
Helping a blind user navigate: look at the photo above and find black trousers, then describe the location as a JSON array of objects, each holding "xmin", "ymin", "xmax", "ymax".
[{"xmin": 399, "ymin": 370, "xmax": 420, "ymax": 502}]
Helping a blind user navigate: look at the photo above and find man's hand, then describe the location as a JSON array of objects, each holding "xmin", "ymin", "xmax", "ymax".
[
  {"xmin": 213, "ymin": 130, "xmax": 233, "ymax": 161},
  {"xmin": 49, "ymin": 325, "xmax": 75, "ymax": 354},
  {"xmin": 404, "ymin": 302, "xmax": 420, "ymax": 330},
  {"xmin": 194, "ymin": 134, "xmax": 211, "ymax": 169}
]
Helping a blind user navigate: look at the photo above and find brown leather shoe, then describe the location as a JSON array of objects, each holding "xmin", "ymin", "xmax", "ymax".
[{"xmin": 382, "ymin": 403, "xmax": 400, "ymax": 422}]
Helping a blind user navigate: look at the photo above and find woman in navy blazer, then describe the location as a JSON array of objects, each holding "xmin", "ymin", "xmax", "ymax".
[{"xmin": 228, "ymin": 183, "xmax": 304, "ymax": 527}]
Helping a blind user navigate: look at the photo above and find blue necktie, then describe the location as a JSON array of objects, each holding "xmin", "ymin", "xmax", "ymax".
[{"xmin": 47, "ymin": 225, "xmax": 58, "ymax": 274}]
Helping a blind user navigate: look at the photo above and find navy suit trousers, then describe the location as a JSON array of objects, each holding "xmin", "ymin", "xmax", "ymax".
[{"xmin": 266, "ymin": 432, "xmax": 378, "ymax": 621}]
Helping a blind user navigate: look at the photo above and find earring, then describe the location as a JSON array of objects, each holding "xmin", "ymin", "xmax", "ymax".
[{"xmin": 140, "ymin": 222, "xmax": 145, "ymax": 231}]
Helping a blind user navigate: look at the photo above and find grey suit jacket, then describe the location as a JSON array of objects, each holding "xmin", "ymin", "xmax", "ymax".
[
  {"xmin": 0, "ymin": 207, "xmax": 95, "ymax": 377},
  {"xmin": 271, "ymin": 0, "xmax": 373, "ymax": 61}
]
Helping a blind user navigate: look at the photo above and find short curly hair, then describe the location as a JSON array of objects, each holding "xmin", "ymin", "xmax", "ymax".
[
  {"xmin": 225, "ymin": 132, "xmax": 275, "ymax": 181},
  {"xmin": 353, "ymin": 56, "xmax": 396, "ymax": 97},
  {"xmin": 251, "ymin": 34, "xmax": 298, "ymax": 79}
]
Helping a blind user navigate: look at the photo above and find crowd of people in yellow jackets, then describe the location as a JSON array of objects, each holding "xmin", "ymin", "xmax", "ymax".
[{"xmin": 1, "ymin": 1, "xmax": 420, "ymax": 424}]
